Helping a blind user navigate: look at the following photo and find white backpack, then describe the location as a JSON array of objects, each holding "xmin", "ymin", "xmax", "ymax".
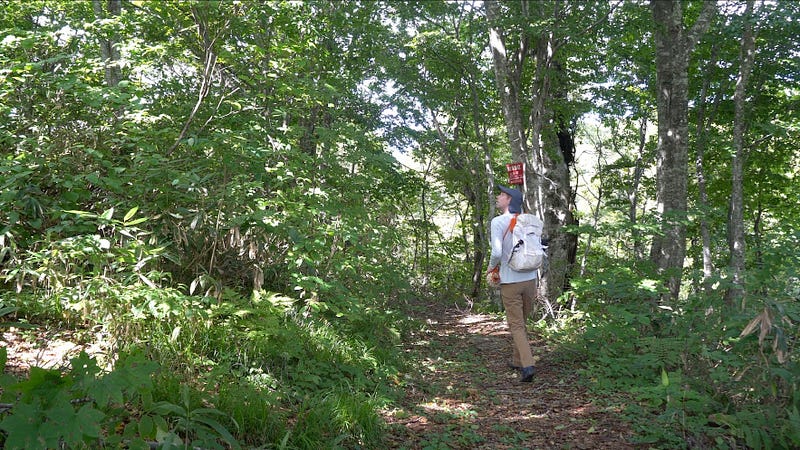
[{"xmin": 504, "ymin": 213, "xmax": 545, "ymax": 272}]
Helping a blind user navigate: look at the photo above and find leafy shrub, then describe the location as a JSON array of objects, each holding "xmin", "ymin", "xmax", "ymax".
[
  {"xmin": 0, "ymin": 350, "xmax": 240, "ymax": 449},
  {"xmin": 1, "ymin": 202, "xmax": 408, "ymax": 448},
  {"xmin": 569, "ymin": 250, "xmax": 800, "ymax": 448}
]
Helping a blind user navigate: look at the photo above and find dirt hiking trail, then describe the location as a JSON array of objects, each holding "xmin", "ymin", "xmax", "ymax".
[{"xmin": 383, "ymin": 297, "xmax": 642, "ymax": 450}]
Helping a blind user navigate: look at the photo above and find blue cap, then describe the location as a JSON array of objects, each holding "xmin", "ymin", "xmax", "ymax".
[{"xmin": 498, "ymin": 185, "xmax": 523, "ymax": 213}]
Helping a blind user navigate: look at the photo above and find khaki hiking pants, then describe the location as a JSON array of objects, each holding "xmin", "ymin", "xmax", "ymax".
[{"xmin": 500, "ymin": 279, "xmax": 537, "ymax": 369}]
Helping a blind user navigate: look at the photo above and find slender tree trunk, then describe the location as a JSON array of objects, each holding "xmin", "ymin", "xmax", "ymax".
[
  {"xmin": 753, "ymin": 201, "xmax": 765, "ymax": 296},
  {"xmin": 726, "ymin": 0, "xmax": 756, "ymax": 307},
  {"xmin": 427, "ymin": 104, "xmax": 491, "ymax": 298},
  {"xmin": 167, "ymin": 4, "xmax": 223, "ymax": 156},
  {"xmin": 580, "ymin": 141, "xmax": 604, "ymax": 279},
  {"xmin": 694, "ymin": 43, "xmax": 720, "ymax": 295},
  {"xmin": 630, "ymin": 116, "xmax": 648, "ymax": 260},
  {"xmin": 467, "ymin": 72, "xmax": 493, "ymax": 299},
  {"xmin": 93, "ymin": 0, "xmax": 122, "ymax": 88},
  {"xmin": 422, "ymin": 158, "xmax": 433, "ymax": 285},
  {"xmin": 649, "ymin": 0, "xmax": 716, "ymax": 300}
]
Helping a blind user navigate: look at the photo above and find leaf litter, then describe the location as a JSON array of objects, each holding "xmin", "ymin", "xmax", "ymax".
[{"xmin": 382, "ymin": 297, "xmax": 642, "ymax": 449}]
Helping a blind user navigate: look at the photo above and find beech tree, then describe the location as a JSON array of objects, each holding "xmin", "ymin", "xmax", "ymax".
[
  {"xmin": 649, "ymin": 0, "xmax": 716, "ymax": 300},
  {"xmin": 92, "ymin": 0, "xmax": 122, "ymax": 88},
  {"xmin": 485, "ymin": 0, "xmax": 568, "ymax": 306},
  {"xmin": 725, "ymin": 0, "xmax": 756, "ymax": 305},
  {"xmin": 484, "ymin": 0, "xmax": 616, "ymax": 306}
]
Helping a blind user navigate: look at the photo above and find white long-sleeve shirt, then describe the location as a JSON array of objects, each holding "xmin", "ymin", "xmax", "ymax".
[{"xmin": 488, "ymin": 212, "xmax": 538, "ymax": 284}]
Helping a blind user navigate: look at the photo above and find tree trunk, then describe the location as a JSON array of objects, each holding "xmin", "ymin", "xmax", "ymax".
[
  {"xmin": 725, "ymin": 0, "xmax": 756, "ymax": 307},
  {"xmin": 536, "ymin": 114, "xmax": 578, "ymax": 304},
  {"xmin": 580, "ymin": 138, "xmax": 604, "ymax": 279},
  {"xmin": 92, "ymin": 0, "xmax": 122, "ymax": 88},
  {"xmin": 486, "ymin": 0, "xmax": 577, "ymax": 309},
  {"xmin": 486, "ymin": 0, "xmax": 529, "ymax": 165},
  {"xmin": 649, "ymin": 0, "xmax": 716, "ymax": 300},
  {"xmin": 630, "ymin": 116, "xmax": 648, "ymax": 260},
  {"xmin": 468, "ymin": 71, "xmax": 493, "ymax": 299},
  {"xmin": 753, "ymin": 201, "xmax": 764, "ymax": 296},
  {"xmin": 693, "ymin": 43, "xmax": 720, "ymax": 296}
]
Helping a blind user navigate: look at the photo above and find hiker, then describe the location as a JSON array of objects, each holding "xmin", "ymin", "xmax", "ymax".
[{"xmin": 486, "ymin": 185, "xmax": 537, "ymax": 383}]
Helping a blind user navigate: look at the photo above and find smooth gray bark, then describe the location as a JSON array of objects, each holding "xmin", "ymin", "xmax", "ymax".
[
  {"xmin": 649, "ymin": 0, "xmax": 716, "ymax": 300},
  {"xmin": 485, "ymin": 0, "xmax": 577, "ymax": 310},
  {"xmin": 92, "ymin": 0, "xmax": 122, "ymax": 88},
  {"xmin": 726, "ymin": 0, "xmax": 756, "ymax": 307}
]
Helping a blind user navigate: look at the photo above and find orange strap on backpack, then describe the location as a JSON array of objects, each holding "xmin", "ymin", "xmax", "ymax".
[{"xmin": 502, "ymin": 214, "xmax": 519, "ymax": 241}]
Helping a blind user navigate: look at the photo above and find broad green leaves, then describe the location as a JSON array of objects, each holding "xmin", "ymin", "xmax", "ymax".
[{"xmin": 0, "ymin": 353, "xmax": 159, "ymax": 449}]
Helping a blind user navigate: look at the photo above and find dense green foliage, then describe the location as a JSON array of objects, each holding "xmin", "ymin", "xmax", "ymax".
[
  {"xmin": 1, "ymin": 1, "xmax": 798, "ymax": 448},
  {"xmin": 1, "ymin": 1, "xmax": 416, "ymax": 448}
]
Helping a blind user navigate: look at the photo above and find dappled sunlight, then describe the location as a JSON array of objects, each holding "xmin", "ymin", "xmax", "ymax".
[
  {"xmin": 382, "ymin": 297, "xmax": 636, "ymax": 449},
  {"xmin": 419, "ymin": 398, "xmax": 477, "ymax": 417},
  {"xmin": 569, "ymin": 404, "xmax": 593, "ymax": 416},
  {"xmin": 2, "ymin": 328, "xmax": 110, "ymax": 376},
  {"xmin": 458, "ymin": 313, "xmax": 496, "ymax": 325},
  {"xmin": 1, "ymin": 0, "xmax": 794, "ymax": 447}
]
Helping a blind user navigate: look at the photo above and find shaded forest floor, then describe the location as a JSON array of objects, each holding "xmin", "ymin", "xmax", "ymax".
[
  {"xmin": 382, "ymin": 297, "xmax": 642, "ymax": 450},
  {"xmin": 3, "ymin": 297, "xmax": 645, "ymax": 449}
]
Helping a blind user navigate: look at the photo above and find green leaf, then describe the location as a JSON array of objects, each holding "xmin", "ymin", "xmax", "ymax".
[
  {"xmin": 127, "ymin": 438, "xmax": 151, "ymax": 450},
  {"xmin": 87, "ymin": 374, "xmax": 124, "ymax": 409},
  {"xmin": 70, "ymin": 352, "xmax": 101, "ymax": 380},
  {"xmin": 13, "ymin": 367, "xmax": 68, "ymax": 403},
  {"xmin": 46, "ymin": 402, "xmax": 86, "ymax": 445},
  {"xmin": 63, "ymin": 209, "xmax": 96, "ymax": 218},
  {"xmin": 100, "ymin": 208, "xmax": 115, "ymax": 221},
  {"xmin": 189, "ymin": 407, "xmax": 227, "ymax": 417},
  {"xmin": 124, "ymin": 217, "xmax": 148, "ymax": 226},
  {"xmin": 191, "ymin": 415, "xmax": 241, "ymax": 449},
  {"xmin": 124, "ymin": 206, "xmax": 139, "ymax": 222},
  {"xmin": 661, "ymin": 368, "xmax": 669, "ymax": 387},
  {"xmin": 0, "ymin": 305, "xmax": 19, "ymax": 317},
  {"xmin": 76, "ymin": 404, "xmax": 105, "ymax": 438},
  {"xmin": 0, "ymin": 402, "xmax": 45, "ymax": 449},
  {"xmin": 152, "ymin": 401, "xmax": 186, "ymax": 416},
  {"xmin": 138, "ymin": 414, "xmax": 155, "ymax": 438}
]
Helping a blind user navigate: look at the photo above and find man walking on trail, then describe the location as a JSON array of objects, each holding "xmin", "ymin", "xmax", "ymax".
[{"xmin": 487, "ymin": 185, "xmax": 537, "ymax": 383}]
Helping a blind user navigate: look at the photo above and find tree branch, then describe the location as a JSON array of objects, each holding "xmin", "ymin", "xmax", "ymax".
[
  {"xmin": 686, "ymin": 0, "xmax": 717, "ymax": 53},
  {"xmin": 166, "ymin": 6, "xmax": 230, "ymax": 156}
]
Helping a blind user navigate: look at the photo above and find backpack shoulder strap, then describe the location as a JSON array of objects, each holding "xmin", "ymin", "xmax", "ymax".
[{"xmin": 502, "ymin": 214, "xmax": 519, "ymax": 240}]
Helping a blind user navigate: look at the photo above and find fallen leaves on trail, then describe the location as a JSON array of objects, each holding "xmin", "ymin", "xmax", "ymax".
[{"xmin": 383, "ymin": 298, "xmax": 640, "ymax": 449}]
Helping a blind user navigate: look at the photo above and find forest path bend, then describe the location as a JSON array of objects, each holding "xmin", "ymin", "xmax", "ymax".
[{"xmin": 382, "ymin": 297, "xmax": 639, "ymax": 450}]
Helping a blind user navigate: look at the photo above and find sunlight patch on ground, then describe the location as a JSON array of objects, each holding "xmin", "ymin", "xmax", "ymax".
[
  {"xmin": 458, "ymin": 314, "xmax": 494, "ymax": 325},
  {"xmin": 569, "ymin": 404, "xmax": 593, "ymax": 416},
  {"xmin": 419, "ymin": 398, "xmax": 477, "ymax": 418},
  {"xmin": 2, "ymin": 329, "xmax": 109, "ymax": 376}
]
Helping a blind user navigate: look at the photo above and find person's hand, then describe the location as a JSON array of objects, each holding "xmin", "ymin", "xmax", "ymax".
[{"xmin": 486, "ymin": 266, "xmax": 500, "ymax": 288}]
